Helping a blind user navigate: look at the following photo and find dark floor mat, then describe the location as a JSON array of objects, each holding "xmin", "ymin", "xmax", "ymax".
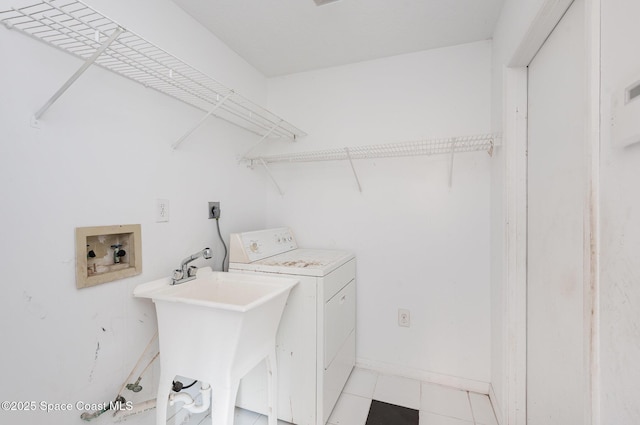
[{"xmin": 365, "ymin": 400, "xmax": 419, "ymax": 425}]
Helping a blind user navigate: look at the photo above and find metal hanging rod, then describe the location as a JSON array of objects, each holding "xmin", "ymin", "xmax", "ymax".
[
  {"xmin": 0, "ymin": 0, "xmax": 306, "ymax": 141},
  {"xmin": 245, "ymin": 133, "xmax": 499, "ymax": 165}
]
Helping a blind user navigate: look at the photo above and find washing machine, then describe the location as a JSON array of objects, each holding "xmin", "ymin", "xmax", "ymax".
[{"xmin": 229, "ymin": 227, "xmax": 356, "ymax": 425}]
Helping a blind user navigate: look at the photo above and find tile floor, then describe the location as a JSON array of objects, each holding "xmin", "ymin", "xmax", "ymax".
[{"xmin": 181, "ymin": 367, "xmax": 498, "ymax": 425}]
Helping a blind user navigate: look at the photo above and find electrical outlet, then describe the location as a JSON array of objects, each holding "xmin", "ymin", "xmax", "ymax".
[
  {"xmin": 208, "ymin": 202, "xmax": 220, "ymax": 219},
  {"xmin": 398, "ymin": 308, "xmax": 410, "ymax": 327},
  {"xmin": 156, "ymin": 199, "xmax": 169, "ymax": 222}
]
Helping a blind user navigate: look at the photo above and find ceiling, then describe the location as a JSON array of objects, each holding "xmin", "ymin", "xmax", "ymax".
[{"xmin": 171, "ymin": 0, "xmax": 505, "ymax": 77}]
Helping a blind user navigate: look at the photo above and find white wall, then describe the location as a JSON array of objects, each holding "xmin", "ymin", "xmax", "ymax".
[
  {"xmin": 599, "ymin": 0, "xmax": 640, "ymax": 422},
  {"xmin": 264, "ymin": 41, "xmax": 493, "ymax": 389},
  {"xmin": 0, "ymin": 1, "xmax": 270, "ymax": 423}
]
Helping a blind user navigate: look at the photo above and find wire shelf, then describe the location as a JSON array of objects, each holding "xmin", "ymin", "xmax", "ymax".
[
  {"xmin": 0, "ymin": 0, "xmax": 306, "ymax": 140},
  {"xmin": 246, "ymin": 134, "xmax": 498, "ymax": 165}
]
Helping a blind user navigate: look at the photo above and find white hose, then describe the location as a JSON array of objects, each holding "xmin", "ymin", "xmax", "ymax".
[
  {"xmin": 116, "ymin": 332, "xmax": 158, "ymax": 397},
  {"xmin": 112, "ymin": 399, "xmax": 156, "ymax": 422}
]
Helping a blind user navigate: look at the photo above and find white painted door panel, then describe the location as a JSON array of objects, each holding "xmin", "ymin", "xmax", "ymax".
[{"xmin": 526, "ymin": 0, "xmax": 586, "ymax": 423}]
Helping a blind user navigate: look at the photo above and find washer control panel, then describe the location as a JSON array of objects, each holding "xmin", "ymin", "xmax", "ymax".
[{"xmin": 229, "ymin": 227, "xmax": 297, "ymax": 263}]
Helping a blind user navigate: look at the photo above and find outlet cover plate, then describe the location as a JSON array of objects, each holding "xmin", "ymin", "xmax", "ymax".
[
  {"xmin": 208, "ymin": 201, "xmax": 220, "ymax": 219},
  {"xmin": 398, "ymin": 308, "xmax": 410, "ymax": 327},
  {"xmin": 156, "ymin": 199, "xmax": 169, "ymax": 222}
]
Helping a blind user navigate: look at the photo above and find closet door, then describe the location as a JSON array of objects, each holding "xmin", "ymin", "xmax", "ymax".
[{"xmin": 526, "ymin": 0, "xmax": 587, "ymax": 423}]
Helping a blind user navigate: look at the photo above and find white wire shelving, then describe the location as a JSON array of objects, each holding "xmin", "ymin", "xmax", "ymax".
[
  {"xmin": 244, "ymin": 133, "xmax": 497, "ymax": 165},
  {"xmin": 245, "ymin": 134, "xmax": 499, "ymax": 194},
  {"xmin": 0, "ymin": 0, "xmax": 306, "ymax": 146}
]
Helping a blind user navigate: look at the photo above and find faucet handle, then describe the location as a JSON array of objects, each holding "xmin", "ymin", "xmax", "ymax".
[
  {"xmin": 187, "ymin": 265, "xmax": 198, "ymax": 278},
  {"xmin": 172, "ymin": 269, "xmax": 184, "ymax": 281}
]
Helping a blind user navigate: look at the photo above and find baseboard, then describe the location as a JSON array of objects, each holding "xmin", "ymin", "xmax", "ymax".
[
  {"xmin": 355, "ymin": 357, "xmax": 491, "ymax": 395},
  {"xmin": 488, "ymin": 383, "xmax": 503, "ymax": 425}
]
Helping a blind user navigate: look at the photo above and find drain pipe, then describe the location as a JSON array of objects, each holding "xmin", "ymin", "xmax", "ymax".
[
  {"xmin": 114, "ymin": 381, "xmax": 211, "ymax": 421},
  {"xmin": 169, "ymin": 382, "xmax": 211, "ymax": 414}
]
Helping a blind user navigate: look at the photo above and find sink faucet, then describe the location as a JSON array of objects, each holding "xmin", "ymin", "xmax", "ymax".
[{"xmin": 171, "ymin": 247, "xmax": 212, "ymax": 285}]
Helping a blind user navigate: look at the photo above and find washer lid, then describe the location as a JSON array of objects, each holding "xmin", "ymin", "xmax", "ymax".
[{"xmin": 230, "ymin": 248, "xmax": 354, "ymax": 277}]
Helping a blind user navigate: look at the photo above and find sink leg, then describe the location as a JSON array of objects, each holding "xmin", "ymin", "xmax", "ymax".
[
  {"xmin": 156, "ymin": 373, "xmax": 172, "ymax": 425},
  {"xmin": 210, "ymin": 378, "xmax": 239, "ymax": 425},
  {"xmin": 266, "ymin": 348, "xmax": 278, "ymax": 425}
]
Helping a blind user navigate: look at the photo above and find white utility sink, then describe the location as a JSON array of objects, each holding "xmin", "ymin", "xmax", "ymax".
[{"xmin": 134, "ymin": 267, "xmax": 298, "ymax": 425}]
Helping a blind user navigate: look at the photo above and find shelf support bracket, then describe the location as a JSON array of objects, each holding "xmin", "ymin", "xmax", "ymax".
[
  {"xmin": 345, "ymin": 148, "xmax": 363, "ymax": 192},
  {"xmin": 171, "ymin": 92, "xmax": 233, "ymax": 150},
  {"xmin": 34, "ymin": 26, "xmax": 125, "ymax": 121},
  {"xmin": 241, "ymin": 121, "xmax": 283, "ymax": 161},
  {"xmin": 260, "ymin": 159, "xmax": 284, "ymax": 196},
  {"xmin": 448, "ymin": 138, "xmax": 457, "ymax": 188}
]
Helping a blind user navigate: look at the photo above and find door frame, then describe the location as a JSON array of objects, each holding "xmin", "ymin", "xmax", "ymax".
[{"xmin": 501, "ymin": 0, "xmax": 601, "ymax": 424}]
